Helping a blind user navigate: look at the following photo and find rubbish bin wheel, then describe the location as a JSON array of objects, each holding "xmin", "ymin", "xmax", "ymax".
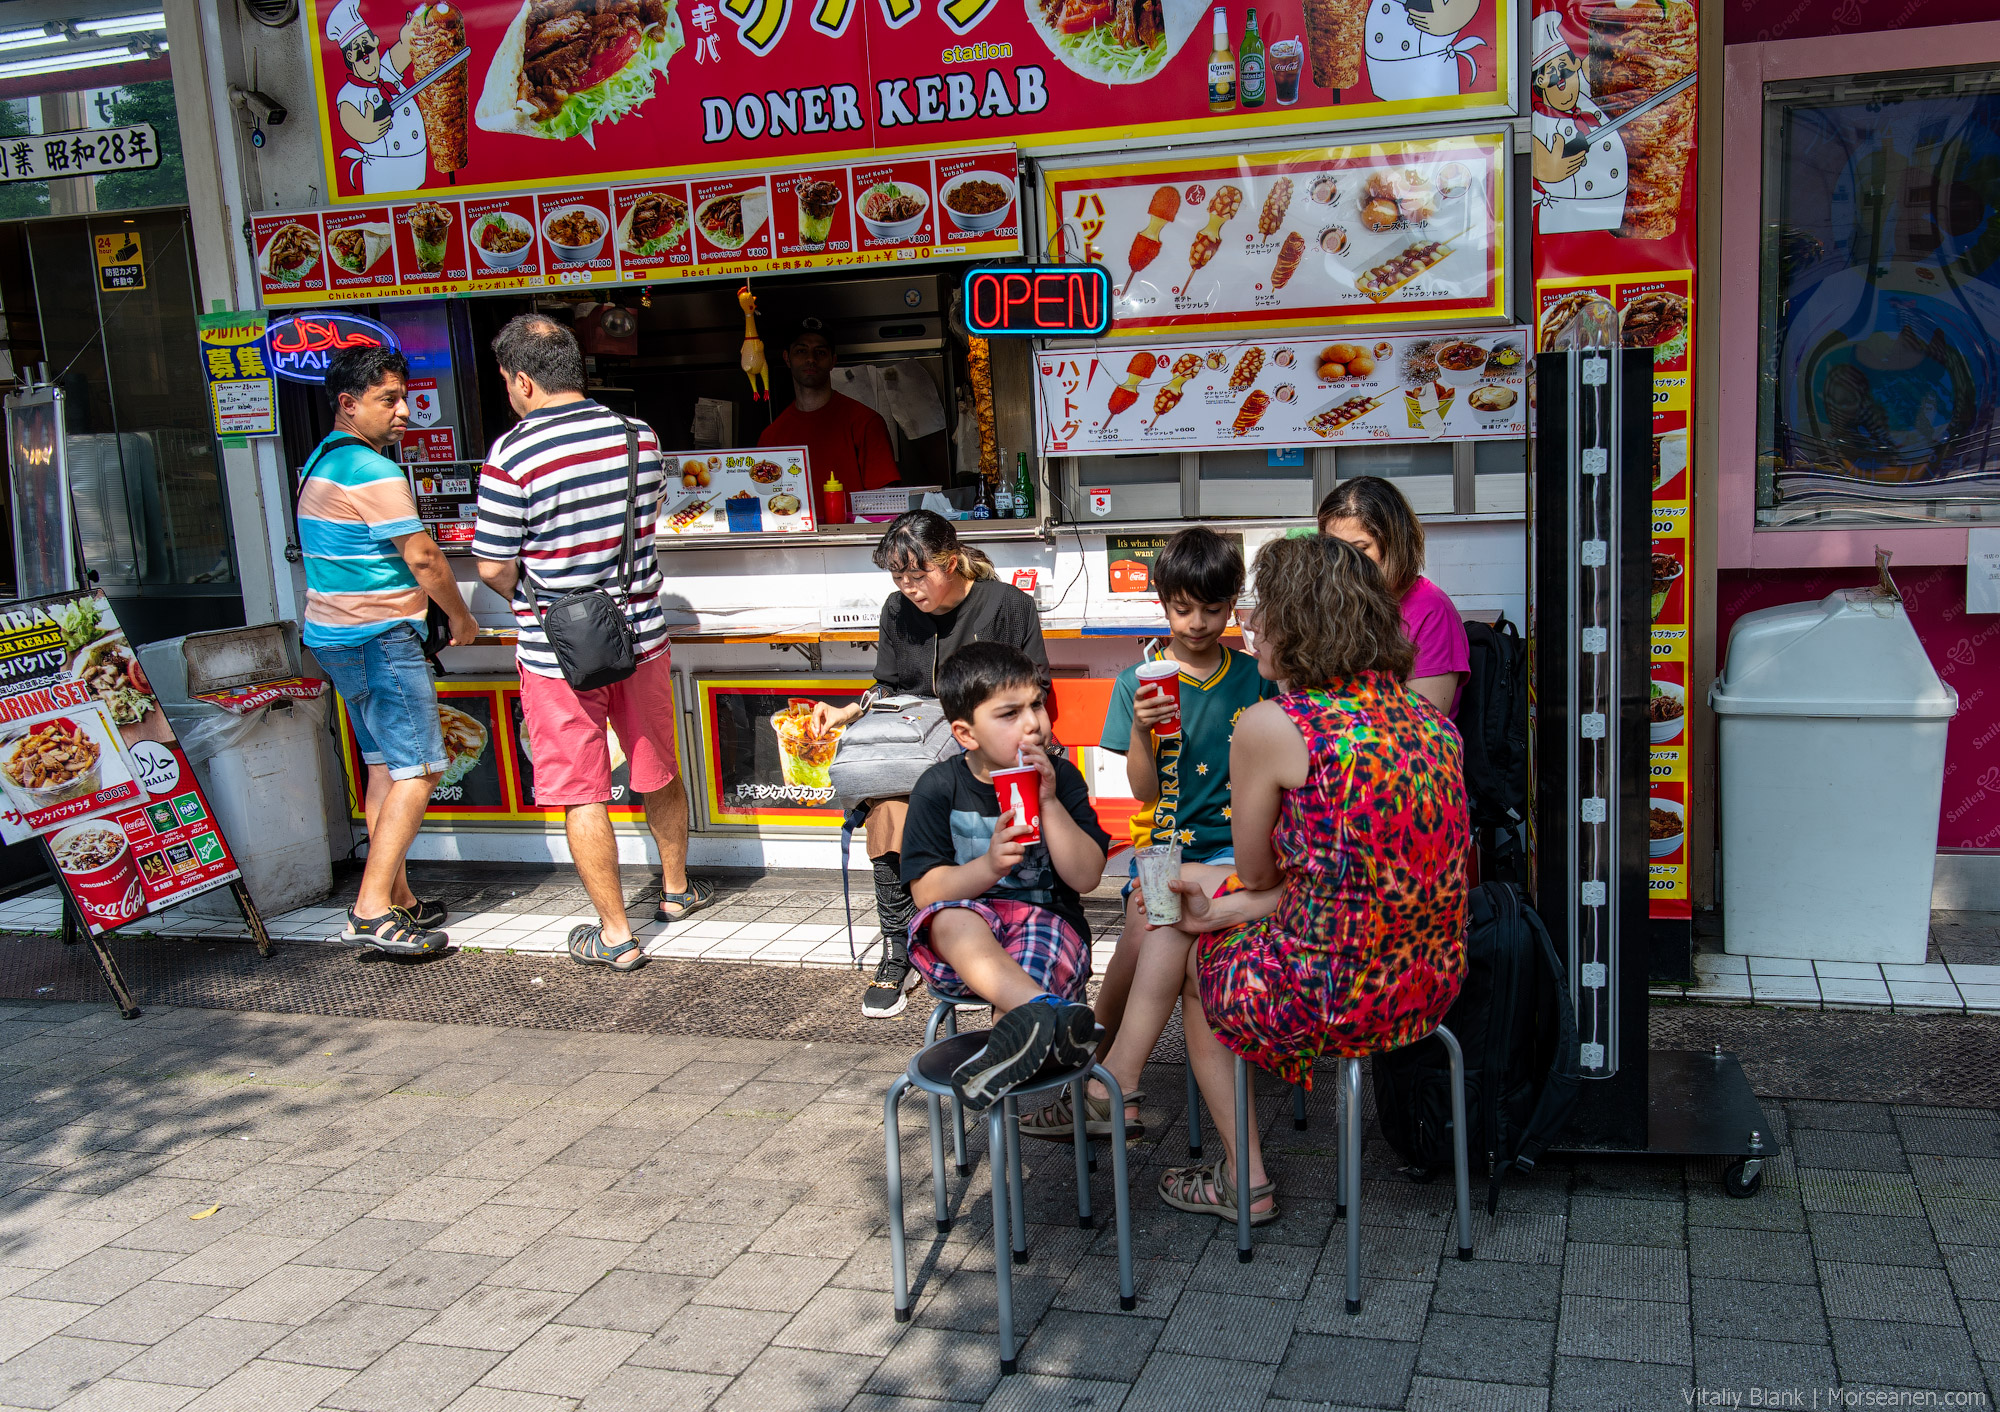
[{"xmin": 1722, "ymin": 1158, "xmax": 1762, "ymax": 1199}]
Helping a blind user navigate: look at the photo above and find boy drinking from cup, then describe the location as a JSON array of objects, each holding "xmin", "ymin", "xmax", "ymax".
[
  {"xmin": 1022, "ymin": 526, "xmax": 1276, "ymax": 1141},
  {"xmin": 903, "ymin": 642, "xmax": 1112, "ymax": 1111}
]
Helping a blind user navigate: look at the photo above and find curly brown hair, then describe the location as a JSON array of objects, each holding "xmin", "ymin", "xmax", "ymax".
[
  {"xmin": 1315, "ymin": 476, "xmax": 1425, "ymax": 598},
  {"xmin": 1251, "ymin": 534, "xmax": 1414, "ymax": 687}
]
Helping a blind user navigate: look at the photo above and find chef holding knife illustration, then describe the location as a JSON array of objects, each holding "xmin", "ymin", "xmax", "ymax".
[
  {"xmin": 1365, "ymin": 0, "xmax": 1484, "ymax": 103},
  {"xmin": 1528, "ymin": 11, "xmax": 1627, "ymax": 236},
  {"xmin": 328, "ymin": 0, "xmax": 429, "ymax": 196}
]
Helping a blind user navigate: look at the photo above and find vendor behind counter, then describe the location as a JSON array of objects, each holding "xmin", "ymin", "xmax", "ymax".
[{"xmin": 758, "ymin": 323, "xmax": 899, "ymax": 504}]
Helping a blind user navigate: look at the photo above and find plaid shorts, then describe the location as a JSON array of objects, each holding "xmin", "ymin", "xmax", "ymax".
[{"xmin": 908, "ymin": 898, "xmax": 1090, "ymax": 1003}]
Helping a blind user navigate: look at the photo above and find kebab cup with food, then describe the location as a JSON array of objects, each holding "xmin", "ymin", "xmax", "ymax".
[{"xmin": 406, "ymin": 202, "xmax": 455, "ymax": 272}]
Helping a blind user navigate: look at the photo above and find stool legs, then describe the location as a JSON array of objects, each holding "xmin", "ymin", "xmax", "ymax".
[
  {"xmin": 1093, "ymin": 1065, "xmax": 1139, "ymax": 1312},
  {"xmin": 1343, "ymin": 1058, "xmax": 1364, "ymax": 1314},
  {"xmin": 1293, "ymin": 1082, "xmax": 1309, "ymax": 1130},
  {"xmin": 1070, "ymin": 1077, "xmax": 1093, "ymax": 1230},
  {"xmin": 927, "ymin": 1003, "xmax": 971, "ymax": 1176},
  {"xmin": 1185, "ymin": 1063, "xmax": 1204, "ymax": 1157},
  {"xmin": 884, "ymin": 1076, "xmax": 913, "ymax": 1323},
  {"xmin": 1234, "ymin": 1055, "xmax": 1253, "ymax": 1263},
  {"xmin": 1004, "ymin": 1097, "xmax": 1027, "ymax": 1261},
  {"xmin": 988, "ymin": 1105, "xmax": 1018, "ymax": 1375},
  {"xmin": 1333, "ymin": 1072, "xmax": 1346, "ymax": 1218},
  {"xmin": 926, "ymin": 1083, "xmax": 950, "ymax": 1234},
  {"xmin": 1436, "ymin": 1024, "xmax": 1475, "ymax": 1261}
]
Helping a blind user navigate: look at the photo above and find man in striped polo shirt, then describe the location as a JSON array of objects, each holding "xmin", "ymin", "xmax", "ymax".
[
  {"xmin": 473, "ymin": 315, "xmax": 713, "ymax": 973},
  {"xmin": 302, "ymin": 345, "xmax": 479, "ymax": 955}
]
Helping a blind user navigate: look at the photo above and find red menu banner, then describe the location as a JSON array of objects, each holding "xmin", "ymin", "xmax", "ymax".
[
  {"xmin": 1047, "ymin": 134, "xmax": 1510, "ymax": 337},
  {"xmin": 0, "ymin": 591, "xmax": 244, "ymax": 934},
  {"xmin": 303, "ymin": 0, "xmax": 1515, "ymax": 204},
  {"xmin": 259, "ymin": 149, "xmax": 1022, "ymax": 307},
  {"xmin": 1529, "ymin": 0, "xmax": 1699, "ymax": 922}
]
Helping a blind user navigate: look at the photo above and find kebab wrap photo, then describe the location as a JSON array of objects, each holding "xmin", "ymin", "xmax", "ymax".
[
  {"xmin": 1026, "ymin": 0, "xmax": 1202, "ymax": 84},
  {"xmin": 475, "ymin": 0, "xmax": 685, "ymax": 145},
  {"xmin": 408, "ymin": 2, "xmax": 469, "ymax": 174},
  {"xmin": 1587, "ymin": 0, "xmax": 1697, "ymax": 240},
  {"xmin": 619, "ymin": 190, "xmax": 689, "ymax": 256},
  {"xmin": 1302, "ymin": 0, "xmax": 1364, "ymax": 89},
  {"xmin": 328, "ymin": 222, "xmax": 392, "ymax": 274}
]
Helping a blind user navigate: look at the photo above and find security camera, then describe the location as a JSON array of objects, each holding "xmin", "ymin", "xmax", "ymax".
[{"xmin": 229, "ymin": 87, "xmax": 287, "ymax": 126}]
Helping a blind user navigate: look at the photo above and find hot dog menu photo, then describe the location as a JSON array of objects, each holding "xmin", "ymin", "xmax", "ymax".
[
  {"xmin": 0, "ymin": 591, "xmax": 243, "ymax": 934},
  {"xmin": 304, "ymin": 0, "xmax": 1515, "ymax": 203}
]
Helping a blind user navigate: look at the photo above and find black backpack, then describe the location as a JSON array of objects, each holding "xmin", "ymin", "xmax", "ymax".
[
  {"xmin": 1372, "ymin": 882, "xmax": 1580, "ymax": 1213},
  {"xmin": 1452, "ymin": 615, "xmax": 1530, "ymax": 884}
]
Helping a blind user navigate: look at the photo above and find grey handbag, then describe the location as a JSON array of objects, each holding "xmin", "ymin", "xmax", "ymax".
[{"xmin": 827, "ymin": 695, "xmax": 960, "ymax": 806}]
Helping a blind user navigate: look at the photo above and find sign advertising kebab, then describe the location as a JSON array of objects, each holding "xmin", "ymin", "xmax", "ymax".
[
  {"xmin": 302, "ymin": 0, "xmax": 1514, "ymax": 203},
  {"xmin": 0, "ymin": 592, "xmax": 243, "ymax": 935},
  {"xmin": 1526, "ymin": 0, "xmax": 1696, "ymax": 922}
]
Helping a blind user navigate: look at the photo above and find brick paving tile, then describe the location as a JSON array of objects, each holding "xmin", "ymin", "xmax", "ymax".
[
  {"xmin": 0, "ymin": 1295, "xmax": 93, "ymax": 1360},
  {"xmin": 112, "ymin": 1316, "xmax": 291, "ymax": 1388},
  {"xmin": 476, "ymin": 1324, "xmax": 645, "ymax": 1399},
  {"xmin": 206, "ymin": 1264, "xmax": 372, "ymax": 1325},
  {"xmin": 1692, "ymin": 1333, "xmax": 1836, "ymax": 1390},
  {"xmin": 981, "ymin": 1372, "xmax": 1130, "ymax": 1411},
  {"xmin": 1405, "ymin": 1374, "xmax": 1550, "ymax": 1412},
  {"xmin": 175, "ymin": 1357, "xmax": 351, "ymax": 1411},
  {"xmin": 261, "ymin": 1300, "xmax": 430, "ymax": 1370},
  {"xmin": 1555, "ymin": 1294, "xmax": 1693, "ymax": 1365},
  {"xmin": 60, "ymin": 1281, "xmax": 230, "ymax": 1345},
  {"xmin": 52, "ymin": 1375, "xmax": 204, "ymax": 1411},
  {"xmin": 710, "ymin": 1345, "xmax": 875, "ymax": 1412},
  {"xmin": 1273, "ymin": 1332, "xmax": 1419, "ymax": 1408},
  {"xmin": 624, "ymin": 1304, "xmax": 789, "ymax": 1376},
  {"xmin": 406, "ymin": 1286, "xmax": 577, "ymax": 1352},
  {"xmin": 350, "ymin": 1252, "xmax": 505, "ymax": 1311},
  {"xmin": 1829, "ymin": 1318, "xmax": 1987, "ymax": 1390},
  {"xmin": 1122, "ymin": 1351, "xmax": 1275, "ymax": 1412},
  {"xmin": 0, "ymin": 1333, "xmax": 145, "ymax": 1409},
  {"xmin": 1547, "ymin": 1355, "xmax": 1693, "ymax": 1412}
]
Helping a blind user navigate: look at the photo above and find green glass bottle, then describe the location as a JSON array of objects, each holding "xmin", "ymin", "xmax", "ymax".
[
  {"xmin": 1240, "ymin": 7, "xmax": 1266, "ymax": 109},
  {"xmin": 1013, "ymin": 452, "xmax": 1035, "ymax": 519}
]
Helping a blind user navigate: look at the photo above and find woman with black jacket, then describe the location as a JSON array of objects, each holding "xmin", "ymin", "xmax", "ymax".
[{"xmin": 814, "ymin": 511, "xmax": 1048, "ymax": 1017}]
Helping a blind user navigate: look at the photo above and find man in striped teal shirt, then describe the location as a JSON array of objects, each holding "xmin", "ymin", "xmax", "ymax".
[{"xmin": 302, "ymin": 345, "xmax": 477, "ymax": 955}]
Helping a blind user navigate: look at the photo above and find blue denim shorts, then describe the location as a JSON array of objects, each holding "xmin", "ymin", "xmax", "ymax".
[
  {"xmin": 1121, "ymin": 845, "xmax": 1234, "ymax": 900},
  {"xmin": 315, "ymin": 623, "xmax": 449, "ymax": 781}
]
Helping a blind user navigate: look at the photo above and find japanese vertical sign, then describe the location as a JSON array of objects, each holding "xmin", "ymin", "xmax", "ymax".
[
  {"xmin": 0, "ymin": 591, "xmax": 243, "ymax": 934},
  {"xmin": 197, "ymin": 312, "xmax": 278, "ymax": 438},
  {"xmin": 1529, "ymin": 0, "xmax": 1698, "ymax": 921}
]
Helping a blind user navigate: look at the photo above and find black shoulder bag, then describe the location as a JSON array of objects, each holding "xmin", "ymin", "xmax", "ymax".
[{"xmin": 519, "ymin": 420, "xmax": 642, "ymax": 691}]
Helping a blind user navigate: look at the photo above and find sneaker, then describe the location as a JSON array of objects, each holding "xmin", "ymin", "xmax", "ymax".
[
  {"xmin": 343, "ymin": 907, "xmax": 449, "ymax": 956},
  {"xmin": 952, "ymin": 1002, "xmax": 1060, "ymax": 1113},
  {"xmin": 406, "ymin": 897, "xmax": 447, "ymax": 931},
  {"xmin": 862, "ymin": 952, "xmax": 918, "ymax": 1019},
  {"xmin": 1047, "ymin": 1001, "xmax": 1099, "ymax": 1072}
]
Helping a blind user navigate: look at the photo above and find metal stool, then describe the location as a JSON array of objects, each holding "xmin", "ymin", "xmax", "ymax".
[
  {"xmin": 924, "ymin": 991, "xmax": 989, "ymax": 1176},
  {"xmin": 885, "ymin": 1030, "xmax": 1136, "ymax": 1375},
  {"xmin": 1231, "ymin": 1024, "xmax": 1475, "ymax": 1306},
  {"xmin": 1185, "ymin": 1063, "xmax": 1307, "ymax": 1156}
]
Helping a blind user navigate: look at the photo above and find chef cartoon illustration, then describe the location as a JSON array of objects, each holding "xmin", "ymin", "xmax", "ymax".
[
  {"xmin": 1529, "ymin": 10, "xmax": 1628, "ymax": 236},
  {"xmin": 1364, "ymin": 0, "xmax": 1484, "ymax": 103},
  {"xmin": 327, "ymin": 0, "xmax": 429, "ymax": 197}
]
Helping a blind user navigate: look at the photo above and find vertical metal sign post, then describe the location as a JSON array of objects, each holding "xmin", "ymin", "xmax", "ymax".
[{"xmin": 1532, "ymin": 348, "xmax": 1774, "ymax": 1192}]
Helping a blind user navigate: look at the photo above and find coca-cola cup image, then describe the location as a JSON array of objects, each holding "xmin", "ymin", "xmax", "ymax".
[
  {"xmin": 50, "ymin": 821, "xmax": 145, "ymax": 930},
  {"xmin": 1135, "ymin": 659, "xmax": 1183, "ymax": 737},
  {"xmin": 991, "ymin": 765, "xmax": 1043, "ymax": 845}
]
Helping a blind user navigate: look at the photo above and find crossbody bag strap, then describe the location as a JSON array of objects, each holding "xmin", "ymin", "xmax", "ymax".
[{"xmin": 617, "ymin": 420, "xmax": 639, "ymax": 599}]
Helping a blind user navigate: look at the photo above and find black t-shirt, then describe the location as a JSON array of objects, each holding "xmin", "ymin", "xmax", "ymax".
[
  {"xmin": 901, "ymin": 753, "xmax": 1112, "ymax": 939},
  {"xmin": 875, "ymin": 576, "xmax": 1047, "ymax": 698}
]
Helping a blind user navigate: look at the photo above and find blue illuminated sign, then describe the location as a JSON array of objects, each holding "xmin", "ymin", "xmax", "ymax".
[{"xmin": 263, "ymin": 312, "xmax": 401, "ymax": 384}]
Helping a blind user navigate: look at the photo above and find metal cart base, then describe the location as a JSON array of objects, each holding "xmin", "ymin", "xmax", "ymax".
[{"xmin": 1555, "ymin": 1047, "xmax": 1774, "ymax": 1198}]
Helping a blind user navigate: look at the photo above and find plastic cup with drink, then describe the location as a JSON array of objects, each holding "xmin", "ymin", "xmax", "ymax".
[
  {"xmin": 1133, "ymin": 842, "xmax": 1184, "ymax": 926},
  {"xmin": 1135, "ymin": 658, "xmax": 1183, "ymax": 737},
  {"xmin": 991, "ymin": 762, "xmax": 1043, "ymax": 845},
  {"xmin": 1269, "ymin": 39, "xmax": 1303, "ymax": 105}
]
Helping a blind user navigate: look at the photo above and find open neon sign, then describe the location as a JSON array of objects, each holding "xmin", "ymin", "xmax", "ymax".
[{"xmin": 962, "ymin": 265, "xmax": 1111, "ymax": 337}]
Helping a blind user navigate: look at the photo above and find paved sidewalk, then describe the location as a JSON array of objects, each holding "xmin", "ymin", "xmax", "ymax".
[{"xmin": 2, "ymin": 998, "xmax": 1997, "ymax": 1411}]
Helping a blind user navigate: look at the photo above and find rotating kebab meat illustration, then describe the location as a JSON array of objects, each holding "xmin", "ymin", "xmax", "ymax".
[{"xmin": 1148, "ymin": 353, "xmax": 1203, "ymax": 428}]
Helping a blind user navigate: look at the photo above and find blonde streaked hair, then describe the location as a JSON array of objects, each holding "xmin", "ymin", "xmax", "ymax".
[
  {"xmin": 872, "ymin": 509, "xmax": 996, "ymax": 582},
  {"xmin": 1251, "ymin": 534, "xmax": 1414, "ymax": 688}
]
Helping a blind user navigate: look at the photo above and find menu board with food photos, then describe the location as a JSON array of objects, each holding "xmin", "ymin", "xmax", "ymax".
[
  {"xmin": 1046, "ymin": 134, "xmax": 1510, "ymax": 338},
  {"xmin": 1037, "ymin": 326, "xmax": 1529, "ymax": 455},
  {"xmin": 0, "ymin": 590, "xmax": 243, "ymax": 935},
  {"xmin": 694, "ymin": 677, "xmax": 873, "ymax": 830},
  {"xmin": 256, "ymin": 150, "xmax": 1021, "ymax": 307},
  {"xmin": 659, "ymin": 447, "xmax": 816, "ymax": 536}
]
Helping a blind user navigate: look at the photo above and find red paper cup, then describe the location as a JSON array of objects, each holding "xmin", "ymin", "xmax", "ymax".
[
  {"xmin": 991, "ymin": 765, "xmax": 1043, "ymax": 845},
  {"xmin": 50, "ymin": 822, "xmax": 145, "ymax": 930},
  {"xmin": 1135, "ymin": 659, "xmax": 1182, "ymax": 737}
]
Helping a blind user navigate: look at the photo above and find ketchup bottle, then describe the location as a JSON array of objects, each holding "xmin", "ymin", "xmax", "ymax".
[{"xmin": 820, "ymin": 472, "xmax": 849, "ymax": 526}]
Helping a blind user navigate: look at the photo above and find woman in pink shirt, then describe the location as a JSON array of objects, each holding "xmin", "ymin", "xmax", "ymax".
[{"xmin": 1316, "ymin": 477, "xmax": 1470, "ymax": 714}]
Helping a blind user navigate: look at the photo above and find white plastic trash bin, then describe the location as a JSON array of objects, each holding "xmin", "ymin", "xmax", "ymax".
[{"xmin": 1712, "ymin": 587, "xmax": 1957, "ymax": 964}]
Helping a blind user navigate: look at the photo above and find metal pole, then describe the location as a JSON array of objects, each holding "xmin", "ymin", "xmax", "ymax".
[
  {"xmin": 884, "ymin": 1077, "xmax": 911, "ymax": 1322},
  {"xmin": 1098, "ymin": 1066, "xmax": 1136, "ymax": 1311},
  {"xmin": 1070, "ymin": 1076, "xmax": 1092, "ymax": 1229},
  {"xmin": 990, "ymin": 1105, "xmax": 1017, "ymax": 1375},
  {"xmin": 1438, "ymin": 1025, "xmax": 1475, "ymax": 1260},
  {"xmin": 1234, "ymin": 1055, "xmax": 1253, "ymax": 1262},
  {"xmin": 1344, "ymin": 1059, "xmax": 1363, "ymax": 1313}
]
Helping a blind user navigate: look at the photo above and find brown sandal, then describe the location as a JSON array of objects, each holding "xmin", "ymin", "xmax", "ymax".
[
  {"xmin": 1019, "ymin": 1086, "xmax": 1145, "ymax": 1141},
  {"xmin": 1158, "ymin": 1158, "xmax": 1279, "ymax": 1224}
]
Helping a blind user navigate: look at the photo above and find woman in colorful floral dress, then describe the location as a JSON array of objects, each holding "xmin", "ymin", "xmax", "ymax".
[{"xmin": 1142, "ymin": 533, "xmax": 1469, "ymax": 1224}]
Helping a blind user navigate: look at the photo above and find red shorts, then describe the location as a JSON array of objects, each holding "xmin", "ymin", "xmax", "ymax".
[{"xmin": 517, "ymin": 650, "xmax": 680, "ymax": 806}]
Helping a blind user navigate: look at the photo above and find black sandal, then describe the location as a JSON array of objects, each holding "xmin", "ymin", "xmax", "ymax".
[
  {"xmin": 568, "ymin": 924, "xmax": 645, "ymax": 971},
  {"xmin": 653, "ymin": 877, "xmax": 716, "ymax": 925}
]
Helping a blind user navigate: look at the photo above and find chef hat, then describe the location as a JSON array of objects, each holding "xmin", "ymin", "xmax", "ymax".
[
  {"xmin": 325, "ymin": 0, "xmax": 371, "ymax": 50},
  {"xmin": 1530, "ymin": 12, "xmax": 1573, "ymax": 74}
]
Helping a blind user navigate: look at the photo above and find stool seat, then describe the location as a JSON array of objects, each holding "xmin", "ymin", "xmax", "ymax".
[{"xmin": 910, "ymin": 1032, "xmax": 1092, "ymax": 1098}]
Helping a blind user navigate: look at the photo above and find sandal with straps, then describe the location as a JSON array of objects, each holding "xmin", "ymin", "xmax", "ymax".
[
  {"xmin": 654, "ymin": 877, "xmax": 716, "ymax": 925},
  {"xmin": 1158, "ymin": 1158, "xmax": 1280, "ymax": 1225},
  {"xmin": 1019, "ymin": 1084, "xmax": 1145, "ymax": 1142},
  {"xmin": 568, "ymin": 924, "xmax": 646, "ymax": 971}
]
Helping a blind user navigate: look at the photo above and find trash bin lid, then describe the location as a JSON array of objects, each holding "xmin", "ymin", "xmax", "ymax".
[{"xmin": 1711, "ymin": 588, "xmax": 1957, "ymax": 718}]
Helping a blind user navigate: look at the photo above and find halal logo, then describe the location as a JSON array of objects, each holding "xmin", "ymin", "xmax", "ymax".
[{"xmin": 263, "ymin": 312, "xmax": 400, "ymax": 384}]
